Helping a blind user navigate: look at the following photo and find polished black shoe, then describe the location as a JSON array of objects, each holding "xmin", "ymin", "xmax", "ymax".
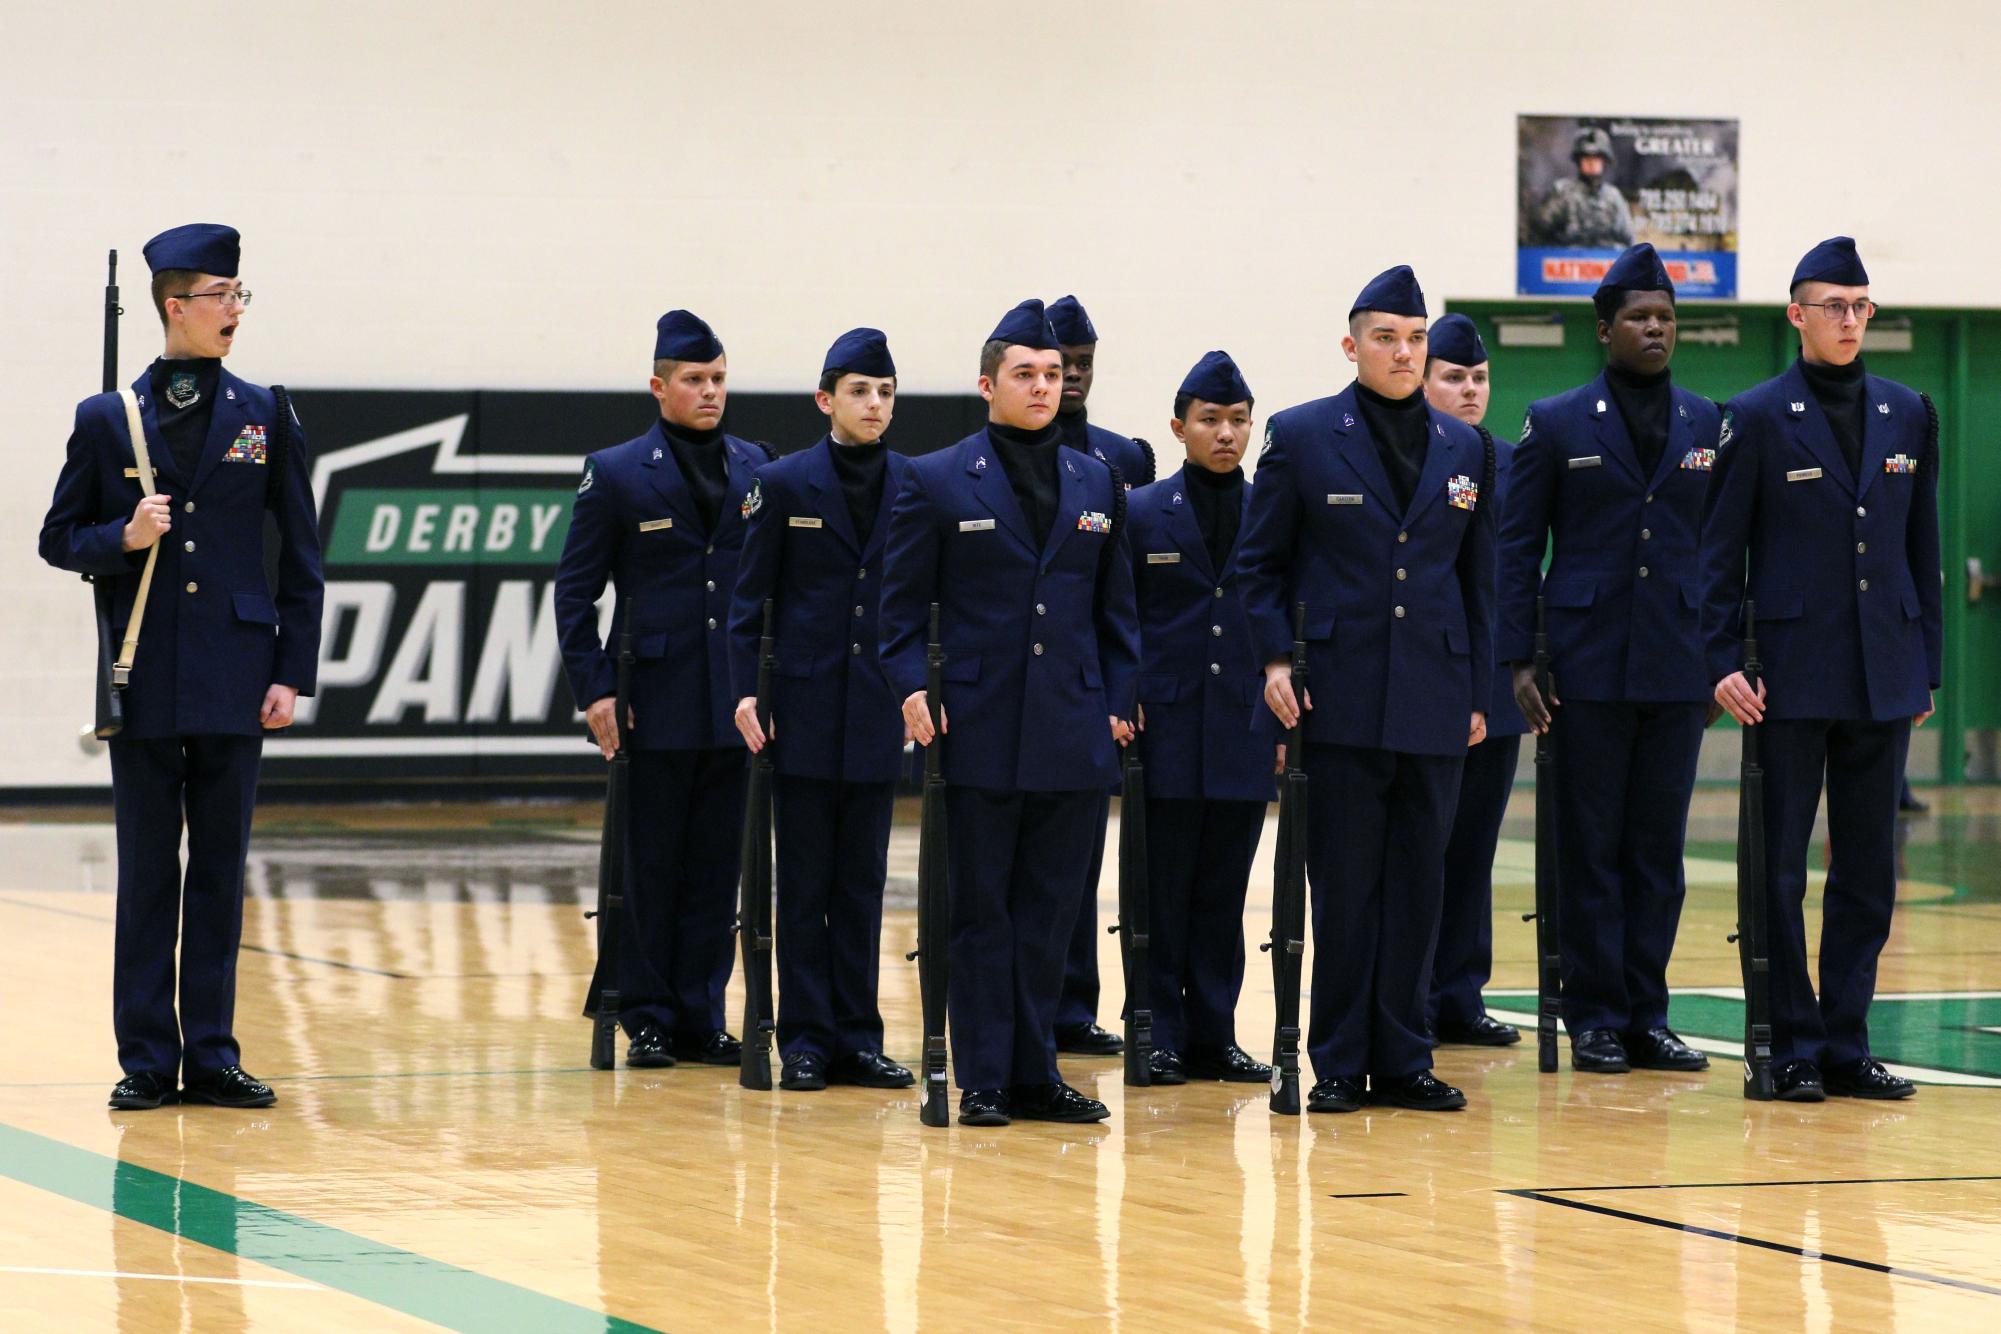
[
  {"xmin": 1627, "ymin": 1027, "xmax": 1710, "ymax": 1071},
  {"xmin": 780, "ymin": 1052, "xmax": 827, "ymax": 1091},
  {"xmin": 1012, "ymin": 1082, "xmax": 1110, "ymax": 1123},
  {"xmin": 626, "ymin": 1024, "xmax": 676, "ymax": 1069},
  {"xmin": 1146, "ymin": 1049, "xmax": 1189, "ymax": 1085},
  {"xmin": 1570, "ymin": 1028, "xmax": 1631, "ymax": 1074},
  {"xmin": 1435, "ymin": 1014, "xmax": 1523, "ymax": 1047},
  {"xmin": 108, "ymin": 1071, "xmax": 178, "ymax": 1110},
  {"xmin": 1899, "ymin": 788, "xmax": 1929, "ymax": 814},
  {"xmin": 1185, "ymin": 1043, "xmax": 1275, "ymax": 1083},
  {"xmin": 829, "ymin": 1050, "xmax": 914, "ymax": 1089},
  {"xmin": 958, "ymin": 1088, "xmax": 1011, "ymax": 1126},
  {"xmin": 1825, "ymin": 1057, "xmax": 1916, "ymax": 1100},
  {"xmin": 1054, "ymin": 1022, "xmax": 1124, "ymax": 1056},
  {"xmin": 672, "ymin": 1030, "xmax": 742, "ymax": 1065},
  {"xmin": 1370, "ymin": 1071, "xmax": 1467, "ymax": 1111},
  {"xmin": 181, "ymin": 1066, "xmax": 276, "ymax": 1109},
  {"xmin": 1774, "ymin": 1058, "xmax": 1826, "ymax": 1102},
  {"xmin": 1307, "ymin": 1077, "xmax": 1363, "ymax": 1113}
]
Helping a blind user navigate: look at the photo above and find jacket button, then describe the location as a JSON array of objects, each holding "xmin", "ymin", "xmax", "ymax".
[
  {"xmin": 1640, "ymin": 529, "xmax": 1651, "ymax": 541},
  {"xmin": 184, "ymin": 540, "xmax": 196, "ymax": 553},
  {"xmin": 704, "ymin": 580, "xmax": 715, "ymax": 592},
  {"xmin": 1645, "ymin": 494, "xmax": 1654, "ymax": 504},
  {"xmin": 1857, "ymin": 542, "xmax": 1866, "ymax": 554},
  {"xmin": 1397, "ymin": 531, "xmax": 1408, "ymax": 543},
  {"xmin": 706, "ymin": 544, "xmax": 715, "ymax": 554},
  {"xmin": 1394, "ymin": 605, "xmax": 1405, "ymax": 618},
  {"xmin": 184, "ymin": 501, "xmax": 195, "ymax": 514},
  {"xmin": 185, "ymin": 581, "xmax": 198, "ymax": 594},
  {"xmin": 1395, "ymin": 568, "xmax": 1407, "ymax": 580},
  {"xmin": 1859, "ymin": 578, "xmax": 1869, "ymax": 591},
  {"xmin": 1213, "ymin": 587, "xmax": 1224, "ymax": 598},
  {"xmin": 854, "ymin": 605, "xmax": 865, "ymax": 617},
  {"xmin": 1210, "ymin": 663, "xmax": 1221, "ymax": 675},
  {"xmin": 1033, "ymin": 643, "xmax": 1044, "ymax": 655},
  {"xmin": 1639, "ymin": 566, "xmax": 1650, "ymax": 578},
  {"xmin": 852, "ymin": 642, "xmax": 861, "ymax": 655},
  {"xmin": 857, "ymin": 567, "xmax": 866, "ymax": 579},
  {"xmin": 1211, "ymin": 625, "xmax": 1222, "ymax": 637},
  {"xmin": 707, "ymin": 617, "xmax": 717, "ymax": 630},
  {"xmin": 1035, "ymin": 603, "xmax": 1047, "ymax": 615},
  {"xmin": 1856, "ymin": 507, "xmax": 1866, "ymax": 518}
]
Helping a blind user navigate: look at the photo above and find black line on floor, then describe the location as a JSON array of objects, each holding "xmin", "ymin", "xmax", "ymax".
[
  {"xmin": 238, "ymin": 942, "xmax": 414, "ymax": 979},
  {"xmin": 1329, "ymin": 1191, "xmax": 1407, "ymax": 1199},
  {"xmin": 1505, "ymin": 1189, "xmax": 2001, "ymax": 1298},
  {"xmin": 1525, "ymin": 1173, "xmax": 2001, "ymax": 1194}
]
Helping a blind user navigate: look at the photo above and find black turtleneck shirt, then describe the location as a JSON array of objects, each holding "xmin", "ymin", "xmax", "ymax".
[
  {"xmin": 1799, "ymin": 356, "xmax": 1866, "ymax": 481},
  {"xmin": 147, "ymin": 356, "xmax": 221, "ymax": 482},
  {"xmin": 662, "ymin": 419, "xmax": 727, "ymax": 533},
  {"xmin": 1185, "ymin": 464, "xmax": 1244, "ymax": 570},
  {"xmin": 1356, "ymin": 382, "xmax": 1429, "ymax": 513},
  {"xmin": 990, "ymin": 419, "xmax": 1061, "ymax": 544},
  {"xmin": 1605, "ymin": 363, "xmax": 1673, "ymax": 478},
  {"xmin": 829, "ymin": 436, "xmax": 890, "ymax": 542}
]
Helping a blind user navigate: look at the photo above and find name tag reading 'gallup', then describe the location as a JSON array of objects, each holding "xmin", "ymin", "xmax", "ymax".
[
  {"xmin": 788, "ymin": 516, "xmax": 824, "ymax": 529},
  {"xmin": 958, "ymin": 519, "xmax": 996, "ymax": 532},
  {"xmin": 1326, "ymin": 494, "xmax": 1363, "ymax": 506},
  {"xmin": 1568, "ymin": 456, "xmax": 1604, "ymax": 470},
  {"xmin": 638, "ymin": 518, "xmax": 673, "ymax": 532},
  {"xmin": 1787, "ymin": 468, "xmax": 1823, "ymax": 482},
  {"xmin": 1146, "ymin": 552, "xmax": 1181, "ymax": 564}
]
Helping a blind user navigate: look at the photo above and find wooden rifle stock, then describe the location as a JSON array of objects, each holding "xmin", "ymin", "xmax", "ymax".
[{"xmin": 738, "ymin": 600, "xmax": 778, "ymax": 1090}]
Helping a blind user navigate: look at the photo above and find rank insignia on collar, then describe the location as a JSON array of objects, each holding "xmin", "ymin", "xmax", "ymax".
[
  {"xmin": 1066, "ymin": 457, "xmax": 1078, "ymax": 474},
  {"xmin": 1520, "ymin": 412, "xmax": 1534, "ymax": 442},
  {"xmin": 1341, "ymin": 413, "xmax": 1356, "ymax": 428},
  {"xmin": 652, "ymin": 446, "xmax": 663, "ymax": 460},
  {"xmin": 577, "ymin": 461, "xmax": 595, "ymax": 495},
  {"xmin": 166, "ymin": 371, "xmax": 200, "ymax": 410},
  {"xmin": 1885, "ymin": 453, "xmax": 1916, "ymax": 474},
  {"xmin": 1435, "ymin": 422, "xmax": 1445, "ymax": 436},
  {"xmin": 1077, "ymin": 510, "xmax": 1112, "ymax": 534},
  {"xmin": 1093, "ymin": 448, "xmax": 1107, "ymax": 462},
  {"xmin": 1595, "ymin": 399, "xmax": 1607, "ymax": 414},
  {"xmin": 1447, "ymin": 473, "xmax": 1478, "ymax": 510},
  {"xmin": 1172, "ymin": 491, "xmax": 1183, "ymax": 505},
  {"xmin": 1878, "ymin": 403, "xmax": 1891, "ymax": 415},
  {"xmin": 1790, "ymin": 401, "xmax": 1806, "ymax": 413},
  {"xmin": 975, "ymin": 455, "xmax": 987, "ymax": 470},
  {"xmin": 1680, "ymin": 447, "xmax": 1715, "ymax": 471},
  {"xmin": 225, "ymin": 386, "xmax": 237, "ymax": 401},
  {"xmin": 1678, "ymin": 403, "xmax": 1688, "ymax": 418},
  {"xmin": 742, "ymin": 478, "xmax": 763, "ymax": 519}
]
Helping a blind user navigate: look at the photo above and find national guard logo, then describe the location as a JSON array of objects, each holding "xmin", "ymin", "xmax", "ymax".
[
  {"xmin": 1447, "ymin": 474, "xmax": 1478, "ymax": 511},
  {"xmin": 1077, "ymin": 510, "xmax": 1112, "ymax": 534},
  {"xmin": 1520, "ymin": 411, "xmax": 1533, "ymax": 442},
  {"xmin": 1718, "ymin": 412, "xmax": 1734, "ymax": 448},
  {"xmin": 741, "ymin": 477, "xmax": 763, "ymax": 519},
  {"xmin": 577, "ymin": 461, "xmax": 595, "ymax": 495},
  {"xmin": 1885, "ymin": 453, "xmax": 1916, "ymax": 474},
  {"xmin": 166, "ymin": 371, "xmax": 201, "ymax": 410},
  {"xmin": 222, "ymin": 424, "xmax": 268, "ymax": 464},
  {"xmin": 1680, "ymin": 447, "xmax": 1716, "ymax": 471}
]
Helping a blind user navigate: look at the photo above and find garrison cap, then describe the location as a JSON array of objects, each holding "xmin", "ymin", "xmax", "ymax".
[
  {"xmin": 1048, "ymin": 294, "xmax": 1098, "ymax": 345},
  {"xmin": 142, "ymin": 223, "xmax": 240, "ymax": 277},
  {"xmin": 1427, "ymin": 314, "xmax": 1488, "ymax": 367},
  {"xmin": 655, "ymin": 309, "xmax": 724, "ymax": 362},
  {"xmin": 987, "ymin": 299, "xmax": 1061, "ymax": 351},
  {"xmin": 1791, "ymin": 236, "xmax": 1870, "ymax": 289},
  {"xmin": 822, "ymin": 327, "xmax": 896, "ymax": 378},
  {"xmin": 1597, "ymin": 242, "xmax": 1675, "ymax": 301},
  {"xmin": 1349, "ymin": 265, "xmax": 1427, "ymax": 320},
  {"xmin": 1176, "ymin": 350, "xmax": 1253, "ymax": 408}
]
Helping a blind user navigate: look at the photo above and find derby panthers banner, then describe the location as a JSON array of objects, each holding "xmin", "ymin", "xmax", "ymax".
[
  {"xmin": 1517, "ymin": 114, "xmax": 1740, "ymax": 300},
  {"xmin": 262, "ymin": 389, "xmax": 981, "ymax": 783}
]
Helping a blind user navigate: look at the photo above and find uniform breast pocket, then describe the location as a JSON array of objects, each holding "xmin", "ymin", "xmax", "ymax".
[{"xmin": 232, "ymin": 591, "xmax": 280, "ymax": 629}]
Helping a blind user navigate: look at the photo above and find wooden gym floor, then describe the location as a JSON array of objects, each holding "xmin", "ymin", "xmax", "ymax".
[{"xmin": 1, "ymin": 785, "xmax": 1998, "ymax": 1332}]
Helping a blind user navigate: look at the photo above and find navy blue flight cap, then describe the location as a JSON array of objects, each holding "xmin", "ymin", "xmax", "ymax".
[
  {"xmin": 142, "ymin": 223, "xmax": 240, "ymax": 277},
  {"xmin": 1792, "ymin": 236, "xmax": 1870, "ymax": 289},
  {"xmin": 1597, "ymin": 242, "xmax": 1675, "ymax": 300},
  {"xmin": 1349, "ymin": 265, "xmax": 1426, "ymax": 320},
  {"xmin": 1048, "ymin": 294, "xmax": 1098, "ymax": 345},
  {"xmin": 655, "ymin": 309, "xmax": 724, "ymax": 362},
  {"xmin": 987, "ymin": 299, "xmax": 1061, "ymax": 351},
  {"xmin": 1427, "ymin": 314, "xmax": 1488, "ymax": 367},
  {"xmin": 823, "ymin": 327, "xmax": 896, "ymax": 378},
  {"xmin": 1177, "ymin": 350, "xmax": 1253, "ymax": 408}
]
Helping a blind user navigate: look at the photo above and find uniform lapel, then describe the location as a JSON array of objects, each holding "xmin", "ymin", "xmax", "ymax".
[
  {"xmin": 804, "ymin": 435, "xmax": 861, "ymax": 553},
  {"xmin": 187, "ymin": 369, "xmax": 252, "ymax": 496},
  {"xmin": 714, "ymin": 436, "xmax": 760, "ymax": 544},
  {"xmin": 1332, "ymin": 390, "xmax": 1401, "ymax": 515},
  {"xmin": 1588, "ymin": 373, "xmax": 1647, "ymax": 486},
  {"xmin": 1855, "ymin": 375, "xmax": 1895, "ymax": 502},
  {"xmin": 1160, "ymin": 465, "xmax": 1215, "ymax": 581},
  {"xmin": 1042, "ymin": 446, "xmax": 1088, "ymax": 567},
  {"xmin": 640, "ymin": 422, "xmax": 702, "ymax": 529},
  {"xmin": 1400, "ymin": 407, "xmax": 1459, "ymax": 526},
  {"xmin": 864, "ymin": 452, "xmax": 907, "ymax": 560},
  {"xmin": 1782, "ymin": 363, "xmax": 1857, "ymax": 497},
  {"xmin": 1652, "ymin": 387, "xmax": 1696, "ymax": 491},
  {"xmin": 127, "ymin": 371, "xmax": 179, "ymax": 491},
  {"xmin": 970, "ymin": 430, "xmax": 1035, "ymax": 552}
]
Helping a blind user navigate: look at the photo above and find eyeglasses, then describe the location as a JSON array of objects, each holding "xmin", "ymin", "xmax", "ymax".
[
  {"xmin": 1797, "ymin": 299, "xmax": 1875, "ymax": 322},
  {"xmin": 173, "ymin": 289, "xmax": 253, "ymax": 308}
]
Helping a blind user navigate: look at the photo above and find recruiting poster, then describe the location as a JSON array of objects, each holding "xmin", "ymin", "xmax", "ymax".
[{"xmin": 1517, "ymin": 115, "xmax": 1739, "ymax": 299}]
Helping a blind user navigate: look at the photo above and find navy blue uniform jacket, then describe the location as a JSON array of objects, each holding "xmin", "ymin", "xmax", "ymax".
[
  {"xmin": 878, "ymin": 429, "xmax": 1140, "ymax": 791},
  {"xmin": 39, "ymin": 369, "xmax": 323, "ymax": 738},
  {"xmin": 1484, "ymin": 437, "xmax": 1529, "ymax": 739},
  {"xmin": 1067, "ymin": 420, "xmax": 1156, "ymax": 488},
  {"xmin": 554, "ymin": 419, "xmax": 764, "ymax": 750},
  {"xmin": 727, "ymin": 436, "xmax": 914, "ymax": 784},
  {"xmin": 1698, "ymin": 363, "xmax": 1941, "ymax": 721},
  {"xmin": 1498, "ymin": 374, "xmax": 1720, "ymax": 703},
  {"xmin": 1236, "ymin": 384, "xmax": 1495, "ymax": 758},
  {"xmin": 1128, "ymin": 466, "xmax": 1275, "ymax": 802}
]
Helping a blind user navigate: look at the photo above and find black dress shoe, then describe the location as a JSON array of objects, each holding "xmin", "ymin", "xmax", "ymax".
[
  {"xmin": 1054, "ymin": 1022, "xmax": 1124, "ymax": 1056},
  {"xmin": 1370, "ymin": 1071, "xmax": 1467, "ymax": 1111},
  {"xmin": 181, "ymin": 1066, "xmax": 276, "ymax": 1109},
  {"xmin": 959, "ymin": 1088, "xmax": 1011, "ymax": 1125},
  {"xmin": 829, "ymin": 1051, "xmax": 914, "ymax": 1089},
  {"xmin": 780, "ymin": 1052, "xmax": 827, "ymax": 1091},
  {"xmin": 1012, "ymin": 1082, "xmax": 1110, "ymax": 1123},
  {"xmin": 108, "ymin": 1071, "xmax": 178, "ymax": 1110},
  {"xmin": 1307, "ymin": 1077, "xmax": 1363, "ymax": 1113},
  {"xmin": 1825, "ymin": 1057, "xmax": 1916, "ymax": 1100},
  {"xmin": 1185, "ymin": 1043, "xmax": 1275, "ymax": 1083},
  {"xmin": 1774, "ymin": 1058, "xmax": 1826, "ymax": 1102},
  {"xmin": 672, "ymin": 1030, "xmax": 742, "ymax": 1065},
  {"xmin": 1146, "ymin": 1049, "xmax": 1189, "ymax": 1085},
  {"xmin": 1570, "ymin": 1028, "xmax": 1631, "ymax": 1074},
  {"xmin": 626, "ymin": 1024, "xmax": 676, "ymax": 1069},
  {"xmin": 1435, "ymin": 1014, "xmax": 1523, "ymax": 1047},
  {"xmin": 1627, "ymin": 1027, "xmax": 1710, "ymax": 1071}
]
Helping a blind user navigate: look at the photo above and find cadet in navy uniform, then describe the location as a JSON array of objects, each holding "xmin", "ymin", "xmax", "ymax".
[
  {"xmin": 1702, "ymin": 237, "xmax": 1941, "ymax": 1102},
  {"xmin": 1499, "ymin": 245, "xmax": 1718, "ymax": 1076},
  {"xmin": 879, "ymin": 300, "xmax": 1140, "ymax": 1125},
  {"xmin": 1421, "ymin": 315, "xmax": 1525, "ymax": 1048},
  {"xmin": 728, "ymin": 328, "xmax": 916, "ymax": 1093},
  {"xmin": 1239, "ymin": 267, "xmax": 1493, "ymax": 1113},
  {"xmin": 1047, "ymin": 293, "xmax": 1153, "ymax": 1057},
  {"xmin": 1126, "ymin": 351, "xmax": 1274, "ymax": 1085},
  {"xmin": 40, "ymin": 224, "xmax": 323, "ymax": 1110},
  {"xmin": 554, "ymin": 310, "xmax": 768, "ymax": 1069}
]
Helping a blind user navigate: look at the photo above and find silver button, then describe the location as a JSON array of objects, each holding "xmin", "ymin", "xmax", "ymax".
[
  {"xmin": 1033, "ymin": 643, "xmax": 1044, "ymax": 656},
  {"xmin": 1394, "ymin": 606, "xmax": 1406, "ymax": 619},
  {"xmin": 706, "ymin": 617, "xmax": 717, "ymax": 630},
  {"xmin": 705, "ymin": 580, "xmax": 715, "ymax": 592},
  {"xmin": 1035, "ymin": 603, "xmax": 1047, "ymax": 615},
  {"xmin": 1857, "ymin": 542, "xmax": 1867, "ymax": 554},
  {"xmin": 848, "ymin": 605, "xmax": 860, "ymax": 617},
  {"xmin": 185, "ymin": 581, "xmax": 198, "ymax": 594},
  {"xmin": 852, "ymin": 642, "xmax": 861, "ymax": 655},
  {"xmin": 1211, "ymin": 625, "xmax": 1223, "ymax": 637},
  {"xmin": 706, "ymin": 544, "xmax": 715, "ymax": 554},
  {"xmin": 183, "ymin": 540, "xmax": 195, "ymax": 553},
  {"xmin": 1645, "ymin": 494, "xmax": 1654, "ymax": 505},
  {"xmin": 1859, "ymin": 579, "xmax": 1869, "ymax": 591},
  {"xmin": 1213, "ymin": 587, "xmax": 1224, "ymax": 599},
  {"xmin": 857, "ymin": 567, "xmax": 867, "ymax": 579},
  {"xmin": 1395, "ymin": 568, "xmax": 1407, "ymax": 581},
  {"xmin": 184, "ymin": 501, "xmax": 195, "ymax": 514},
  {"xmin": 1640, "ymin": 529, "xmax": 1651, "ymax": 541},
  {"xmin": 1397, "ymin": 531, "xmax": 1408, "ymax": 544},
  {"xmin": 1856, "ymin": 507, "xmax": 1866, "ymax": 518},
  {"xmin": 1639, "ymin": 566, "xmax": 1650, "ymax": 578},
  {"xmin": 1209, "ymin": 663, "xmax": 1221, "ymax": 675}
]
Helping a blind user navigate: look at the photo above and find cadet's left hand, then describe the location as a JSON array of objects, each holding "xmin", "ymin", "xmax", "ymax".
[
  {"xmin": 261, "ymin": 684, "xmax": 298, "ymax": 730},
  {"xmin": 1915, "ymin": 692, "xmax": 1935, "ymax": 728},
  {"xmin": 1468, "ymin": 712, "xmax": 1487, "ymax": 748},
  {"xmin": 1111, "ymin": 716, "xmax": 1134, "ymax": 746},
  {"xmin": 734, "ymin": 695, "xmax": 772, "ymax": 751}
]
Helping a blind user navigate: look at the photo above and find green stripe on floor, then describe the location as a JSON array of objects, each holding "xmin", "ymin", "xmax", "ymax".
[{"xmin": 0, "ymin": 1123, "xmax": 661, "ymax": 1333}]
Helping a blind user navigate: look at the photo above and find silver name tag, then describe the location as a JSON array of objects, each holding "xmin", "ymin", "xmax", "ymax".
[
  {"xmin": 638, "ymin": 518, "xmax": 673, "ymax": 532},
  {"xmin": 1326, "ymin": 494, "xmax": 1363, "ymax": 505},
  {"xmin": 1787, "ymin": 468, "xmax": 1823, "ymax": 482},
  {"xmin": 788, "ymin": 516, "xmax": 824, "ymax": 529},
  {"xmin": 959, "ymin": 519, "xmax": 996, "ymax": 532},
  {"xmin": 1146, "ymin": 552, "xmax": 1181, "ymax": 564},
  {"xmin": 1568, "ymin": 456, "xmax": 1603, "ymax": 469}
]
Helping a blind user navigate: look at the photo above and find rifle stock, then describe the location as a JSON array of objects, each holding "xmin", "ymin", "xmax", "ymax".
[
  {"xmin": 1112, "ymin": 735, "xmax": 1152, "ymax": 1085},
  {"xmin": 1527, "ymin": 594, "xmax": 1562, "ymax": 1074},
  {"xmin": 1265, "ymin": 602, "xmax": 1309, "ymax": 1116},
  {"xmin": 586, "ymin": 633, "xmax": 634, "ymax": 1069},
  {"xmin": 738, "ymin": 600, "xmax": 778, "ymax": 1091},
  {"xmin": 913, "ymin": 603, "xmax": 951, "ymax": 1126},
  {"xmin": 1733, "ymin": 600, "xmax": 1775, "ymax": 1100}
]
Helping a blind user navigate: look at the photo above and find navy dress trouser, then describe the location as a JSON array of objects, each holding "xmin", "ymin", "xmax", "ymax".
[
  {"xmin": 772, "ymin": 774, "xmax": 895, "ymax": 1062},
  {"xmin": 1553, "ymin": 699, "xmax": 1706, "ymax": 1036},
  {"xmin": 1142, "ymin": 797, "xmax": 1264, "ymax": 1053},
  {"xmin": 1304, "ymin": 744, "xmax": 1463, "ymax": 1083},
  {"xmin": 108, "ymin": 734, "xmax": 264, "ymax": 1082},
  {"xmin": 1055, "ymin": 790, "xmax": 1112, "ymax": 1029},
  {"xmin": 1430, "ymin": 734, "xmax": 1521, "ymax": 1032},
  {"xmin": 1759, "ymin": 717, "xmax": 1911, "ymax": 1069},
  {"xmin": 623, "ymin": 747, "xmax": 746, "ymax": 1038}
]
